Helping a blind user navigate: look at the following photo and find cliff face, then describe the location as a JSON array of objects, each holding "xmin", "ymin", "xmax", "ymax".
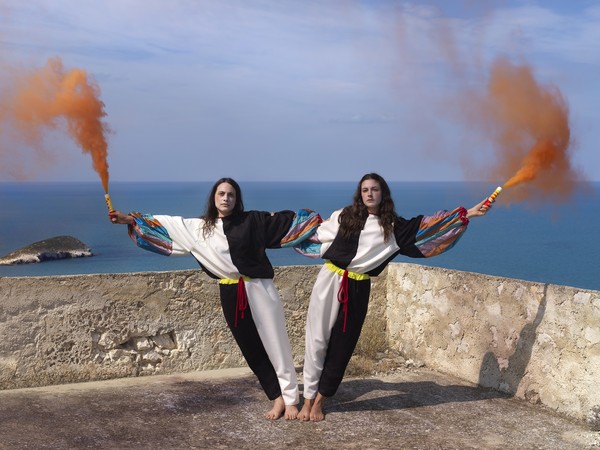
[
  {"xmin": 0, "ymin": 264, "xmax": 599, "ymax": 427},
  {"xmin": 0, "ymin": 236, "xmax": 92, "ymax": 265}
]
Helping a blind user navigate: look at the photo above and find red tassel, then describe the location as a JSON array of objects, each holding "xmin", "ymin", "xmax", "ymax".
[
  {"xmin": 235, "ymin": 277, "xmax": 248, "ymax": 328},
  {"xmin": 337, "ymin": 270, "xmax": 349, "ymax": 332}
]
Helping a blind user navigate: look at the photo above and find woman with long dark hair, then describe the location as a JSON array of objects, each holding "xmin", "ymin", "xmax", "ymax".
[
  {"xmin": 110, "ymin": 177, "xmax": 320, "ymax": 420},
  {"xmin": 298, "ymin": 173, "xmax": 490, "ymax": 421}
]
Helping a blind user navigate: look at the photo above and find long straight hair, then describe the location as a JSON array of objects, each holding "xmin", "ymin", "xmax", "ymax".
[
  {"xmin": 338, "ymin": 173, "xmax": 396, "ymax": 241},
  {"xmin": 201, "ymin": 177, "xmax": 244, "ymax": 237}
]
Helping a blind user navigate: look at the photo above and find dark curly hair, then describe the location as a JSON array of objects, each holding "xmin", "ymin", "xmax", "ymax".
[
  {"xmin": 339, "ymin": 173, "xmax": 396, "ymax": 241},
  {"xmin": 201, "ymin": 177, "xmax": 244, "ymax": 237}
]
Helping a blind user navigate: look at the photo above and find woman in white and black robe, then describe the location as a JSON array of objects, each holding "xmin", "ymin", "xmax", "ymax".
[
  {"xmin": 298, "ymin": 173, "xmax": 490, "ymax": 421},
  {"xmin": 110, "ymin": 178, "xmax": 320, "ymax": 420}
]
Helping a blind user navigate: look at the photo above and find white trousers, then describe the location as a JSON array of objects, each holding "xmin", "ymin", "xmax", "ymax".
[
  {"xmin": 246, "ymin": 278, "xmax": 299, "ymax": 406},
  {"xmin": 301, "ymin": 266, "xmax": 342, "ymax": 400}
]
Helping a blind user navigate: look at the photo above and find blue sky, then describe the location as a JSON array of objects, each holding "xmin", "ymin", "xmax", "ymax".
[{"xmin": 1, "ymin": 0, "xmax": 599, "ymax": 183}]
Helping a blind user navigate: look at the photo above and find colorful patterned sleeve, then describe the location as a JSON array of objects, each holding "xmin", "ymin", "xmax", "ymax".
[
  {"xmin": 291, "ymin": 233, "xmax": 322, "ymax": 259},
  {"xmin": 280, "ymin": 208, "xmax": 323, "ymax": 258},
  {"xmin": 415, "ymin": 207, "xmax": 469, "ymax": 257},
  {"xmin": 127, "ymin": 213, "xmax": 173, "ymax": 256}
]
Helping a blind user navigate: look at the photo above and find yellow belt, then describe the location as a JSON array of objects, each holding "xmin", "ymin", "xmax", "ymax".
[
  {"xmin": 324, "ymin": 261, "xmax": 370, "ymax": 281},
  {"xmin": 219, "ymin": 276, "xmax": 251, "ymax": 285}
]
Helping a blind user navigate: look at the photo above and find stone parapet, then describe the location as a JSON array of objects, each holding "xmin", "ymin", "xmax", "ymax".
[
  {"xmin": 385, "ymin": 263, "xmax": 600, "ymax": 427},
  {"xmin": 1, "ymin": 263, "xmax": 599, "ymax": 426},
  {"xmin": 0, "ymin": 267, "xmax": 322, "ymax": 390}
]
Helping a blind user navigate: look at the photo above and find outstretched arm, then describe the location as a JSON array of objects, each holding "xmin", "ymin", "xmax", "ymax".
[
  {"xmin": 408, "ymin": 197, "xmax": 492, "ymax": 259},
  {"xmin": 109, "ymin": 210, "xmax": 193, "ymax": 257}
]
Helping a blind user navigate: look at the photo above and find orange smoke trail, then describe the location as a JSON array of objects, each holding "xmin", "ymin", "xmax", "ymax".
[
  {"xmin": 1, "ymin": 57, "xmax": 110, "ymax": 191},
  {"xmin": 503, "ymin": 138, "xmax": 562, "ymax": 188},
  {"xmin": 479, "ymin": 58, "xmax": 579, "ymax": 203}
]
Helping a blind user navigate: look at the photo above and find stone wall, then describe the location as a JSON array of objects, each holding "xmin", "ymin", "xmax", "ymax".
[
  {"xmin": 1, "ymin": 263, "xmax": 599, "ymax": 425},
  {"xmin": 0, "ymin": 267, "xmax": 323, "ymax": 389},
  {"xmin": 385, "ymin": 263, "xmax": 600, "ymax": 427}
]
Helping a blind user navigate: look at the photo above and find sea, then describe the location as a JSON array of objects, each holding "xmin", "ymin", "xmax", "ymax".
[{"xmin": 1, "ymin": 181, "xmax": 599, "ymax": 291}]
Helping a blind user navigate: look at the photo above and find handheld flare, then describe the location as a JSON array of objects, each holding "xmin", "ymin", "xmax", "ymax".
[
  {"xmin": 482, "ymin": 186, "xmax": 502, "ymax": 208},
  {"xmin": 105, "ymin": 193, "xmax": 115, "ymax": 213}
]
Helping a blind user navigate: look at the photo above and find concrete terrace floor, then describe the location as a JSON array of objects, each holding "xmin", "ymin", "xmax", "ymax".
[{"xmin": 0, "ymin": 367, "xmax": 598, "ymax": 450}]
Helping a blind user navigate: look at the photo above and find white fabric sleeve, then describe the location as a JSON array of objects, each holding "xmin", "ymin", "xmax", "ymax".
[{"xmin": 153, "ymin": 215, "xmax": 203, "ymax": 256}]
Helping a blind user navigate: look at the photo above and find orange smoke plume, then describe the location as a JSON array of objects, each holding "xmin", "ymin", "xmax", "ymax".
[
  {"xmin": 478, "ymin": 58, "xmax": 580, "ymax": 203},
  {"xmin": 0, "ymin": 57, "xmax": 110, "ymax": 191}
]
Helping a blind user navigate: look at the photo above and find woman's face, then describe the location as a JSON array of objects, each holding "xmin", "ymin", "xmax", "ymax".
[
  {"xmin": 214, "ymin": 182, "xmax": 237, "ymax": 217},
  {"xmin": 361, "ymin": 179, "xmax": 382, "ymax": 214}
]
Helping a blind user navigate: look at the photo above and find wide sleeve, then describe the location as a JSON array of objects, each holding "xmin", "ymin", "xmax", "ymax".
[
  {"xmin": 259, "ymin": 209, "xmax": 322, "ymax": 249},
  {"xmin": 414, "ymin": 207, "xmax": 469, "ymax": 257},
  {"xmin": 279, "ymin": 209, "xmax": 322, "ymax": 254},
  {"xmin": 292, "ymin": 209, "xmax": 340, "ymax": 259},
  {"xmin": 127, "ymin": 213, "xmax": 199, "ymax": 256}
]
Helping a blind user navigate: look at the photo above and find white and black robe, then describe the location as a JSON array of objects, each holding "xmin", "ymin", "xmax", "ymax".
[
  {"xmin": 127, "ymin": 209, "xmax": 320, "ymax": 406},
  {"xmin": 303, "ymin": 207, "xmax": 470, "ymax": 399}
]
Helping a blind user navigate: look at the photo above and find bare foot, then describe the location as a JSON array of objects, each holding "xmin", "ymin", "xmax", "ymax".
[
  {"xmin": 298, "ymin": 398, "xmax": 314, "ymax": 421},
  {"xmin": 265, "ymin": 396, "xmax": 285, "ymax": 420},
  {"xmin": 310, "ymin": 393, "xmax": 326, "ymax": 422},
  {"xmin": 284, "ymin": 404, "xmax": 299, "ymax": 420}
]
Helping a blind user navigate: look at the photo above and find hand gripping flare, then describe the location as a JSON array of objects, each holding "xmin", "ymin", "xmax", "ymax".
[{"xmin": 482, "ymin": 186, "xmax": 502, "ymax": 208}]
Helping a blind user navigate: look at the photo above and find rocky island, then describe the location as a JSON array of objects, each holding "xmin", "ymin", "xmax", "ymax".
[{"xmin": 0, "ymin": 236, "xmax": 92, "ymax": 265}]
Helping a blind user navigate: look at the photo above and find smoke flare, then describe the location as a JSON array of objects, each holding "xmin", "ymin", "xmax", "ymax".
[{"xmin": 0, "ymin": 57, "xmax": 110, "ymax": 191}]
